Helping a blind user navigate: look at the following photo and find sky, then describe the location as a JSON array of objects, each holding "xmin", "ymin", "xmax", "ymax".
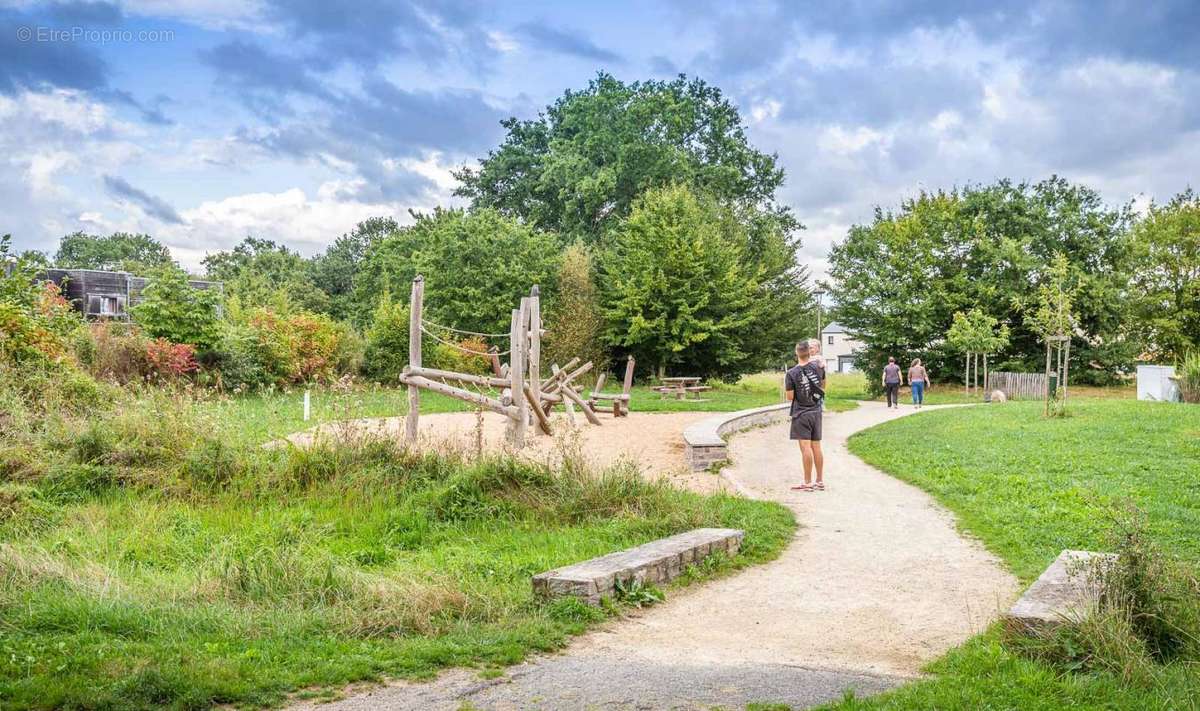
[{"xmin": 2, "ymin": 0, "xmax": 1198, "ymax": 280}]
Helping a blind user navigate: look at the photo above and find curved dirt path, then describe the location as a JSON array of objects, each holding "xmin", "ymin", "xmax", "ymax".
[{"xmin": 295, "ymin": 402, "xmax": 1019, "ymax": 710}]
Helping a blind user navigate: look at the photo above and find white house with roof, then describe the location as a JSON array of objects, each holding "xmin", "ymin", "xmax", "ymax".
[{"xmin": 819, "ymin": 322, "xmax": 864, "ymax": 373}]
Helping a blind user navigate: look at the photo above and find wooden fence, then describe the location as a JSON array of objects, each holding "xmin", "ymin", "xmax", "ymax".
[{"xmin": 987, "ymin": 371, "xmax": 1047, "ymax": 400}]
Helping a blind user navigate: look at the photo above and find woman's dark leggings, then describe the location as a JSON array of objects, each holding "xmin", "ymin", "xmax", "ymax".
[{"xmin": 885, "ymin": 383, "xmax": 900, "ymax": 407}]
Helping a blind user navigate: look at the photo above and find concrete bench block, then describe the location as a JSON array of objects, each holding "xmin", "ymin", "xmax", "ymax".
[
  {"xmin": 1005, "ymin": 549, "xmax": 1115, "ymax": 633},
  {"xmin": 533, "ymin": 528, "xmax": 745, "ymax": 605}
]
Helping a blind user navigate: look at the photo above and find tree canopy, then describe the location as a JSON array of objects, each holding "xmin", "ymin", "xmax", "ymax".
[
  {"xmin": 54, "ymin": 232, "xmax": 174, "ymax": 273},
  {"xmin": 309, "ymin": 216, "xmax": 399, "ymax": 320},
  {"xmin": 598, "ymin": 184, "xmax": 762, "ymax": 380},
  {"xmin": 828, "ymin": 177, "xmax": 1135, "ymax": 384},
  {"xmin": 455, "ymin": 72, "xmax": 796, "ymax": 245},
  {"xmin": 203, "ymin": 237, "xmax": 331, "ymax": 315},
  {"xmin": 353, "ymin": 208, "xmax": 562, "ymax": 335},
  {"xmin": 1129, "ymin": 189, "xmax": 1200, "ymax": 362}
]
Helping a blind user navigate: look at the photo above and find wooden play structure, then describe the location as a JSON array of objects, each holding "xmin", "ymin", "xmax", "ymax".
[{"xmin": 399, "ymin": 276, "xmax": 631, "ymax": 448}]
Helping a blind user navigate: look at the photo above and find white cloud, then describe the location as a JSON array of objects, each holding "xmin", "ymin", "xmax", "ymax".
[
  {"xmin": 487, "ymin": 30, "xmax": 520, "ymax": 53},
  {"xmin": 817, "ymin": 125, "xmax": 890, "ymax": 156},
  {"xmin": 750, "ymin": 99, "xmax": 782, "ymax": 124},
  {"xmin": 158, "ymin": 188, "xmax": 401, "ymax": 269}
]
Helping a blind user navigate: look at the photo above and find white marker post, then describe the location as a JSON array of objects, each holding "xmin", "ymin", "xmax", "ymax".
[{"xmin": 303, "ymin": 389, "xmax": 311, "ymax": 422}]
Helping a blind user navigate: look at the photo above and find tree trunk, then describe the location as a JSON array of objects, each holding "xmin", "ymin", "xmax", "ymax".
[
  {"xmin": 1044, "ymin": 342, "xmax": 1052, "ymax": 416},
  {"xmin": 1062, "ymin": 338, "xmax": 1070, "ymax": 410},
  {"xmin": 964, "ymin": 353, "xmax": 970, "ymax": 396}
]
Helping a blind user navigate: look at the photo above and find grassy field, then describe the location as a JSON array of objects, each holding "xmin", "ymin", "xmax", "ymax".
[
  {"xmin": 0, "ymin": 375, "xmax": 795, "ymax": 710},
  {"xmin": 818, "ymin": 399, "xmax": 1200, "ymax": 710}
]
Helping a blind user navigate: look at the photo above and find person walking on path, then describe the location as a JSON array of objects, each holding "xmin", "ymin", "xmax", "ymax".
[
  {"xmin": 908, "ymin": 358, "xmax": 930, "ymax": 408},
  {"xmin": 882, "ymin": 357, "xmax": 902, "ymax": 409},
  {"xmin": 787, "ymin": 341, "xmax": 826, "ymax": 492}
]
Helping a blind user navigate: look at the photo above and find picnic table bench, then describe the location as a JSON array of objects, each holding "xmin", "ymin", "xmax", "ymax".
[{"xmin": 654, "ymin": 377, "xmax": 712, "ymax": 400}]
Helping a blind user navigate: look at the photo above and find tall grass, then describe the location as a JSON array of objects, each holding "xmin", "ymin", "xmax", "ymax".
[
  {"xmin": 0, "ymin": 367, "xmax": 795, "ymax": 710},
  {"xmin": 1178, "ymin": 351, "xmax": 1200, "ymax": 404}
]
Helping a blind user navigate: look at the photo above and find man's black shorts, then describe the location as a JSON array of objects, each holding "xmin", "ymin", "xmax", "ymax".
[{"xmin": 789, "ymin": 409, "xmax": 822, "ymax": 441}]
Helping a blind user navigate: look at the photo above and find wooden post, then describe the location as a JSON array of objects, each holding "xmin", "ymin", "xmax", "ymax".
[
  {"xmin": 405, "ymin": 276, "xmax": 423, "ymax": 445},
  {"xmin": 528, "ymin": 285, "xmax": 541, "ymax": 416},
  {"xmin": 507, "ymin": 306, "xmax": 527, "ymax": 447},
  {"xmin": 488, "ymin": 347, "xmax": 502, "ymax": 378},
  {"xmin": 964, "ymin": 353, "xmax": 970, "ymax": 397}
]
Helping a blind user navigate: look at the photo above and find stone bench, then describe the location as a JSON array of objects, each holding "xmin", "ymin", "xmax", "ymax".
[
  {"xmin": 1005, "ymin": 549, "xmax": 1114, "ymax": 633},
  {"xmin": 683, "ymin": 403, "xmax": 790, "ymax": 471},
  {"xmin": 532, "ymin": 528, "xmax": 744, "ymax": 605}
]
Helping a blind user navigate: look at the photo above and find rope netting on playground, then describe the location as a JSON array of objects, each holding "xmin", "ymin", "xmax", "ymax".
[{"xmin": 419, "ymin": 318, "xmax": 512, "ymax": 357}]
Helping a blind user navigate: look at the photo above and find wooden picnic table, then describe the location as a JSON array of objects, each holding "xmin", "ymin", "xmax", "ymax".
[{"xmin": 654, "ymin": 377, "xmax": 711, "ymax": 400}]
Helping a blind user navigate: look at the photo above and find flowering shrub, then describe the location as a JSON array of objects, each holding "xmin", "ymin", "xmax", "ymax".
[
  {"xmin": 245, "ymin": 308, "xmax": 343, "ymax": 385},
  {"xmin": 144, "ymin": 338, "xmax": 199, "ymax": 380},
  {"xmin": 0, "ymin": 276, "xmax": 82, "ymax": 367}
]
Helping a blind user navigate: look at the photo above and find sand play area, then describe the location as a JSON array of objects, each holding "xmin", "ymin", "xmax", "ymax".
[{"xmin": 278, "ymin": 410, "xmax": 732, "ymax": 494}]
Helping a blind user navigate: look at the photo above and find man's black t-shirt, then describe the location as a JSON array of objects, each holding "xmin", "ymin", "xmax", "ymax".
[{"xmin": 786, "ymin": 361, "xmax": 825, "ymax": 414}]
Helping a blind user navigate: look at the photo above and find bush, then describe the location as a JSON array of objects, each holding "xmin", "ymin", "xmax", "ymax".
[
  {"xmin": 78, "ymin": 322, "xmax": 148, "ymax": 383},
  {"xmin": 144, "ymin": 339, "xmax": 199, "ymax": 381},
  {"xmin": 428, "ymin": 335, "xmax": 492, "ymax": 376},
  {"xmin": 363, "ymin": 295, "xmax": 408, "ymax": 383},
  {"xmin": 1177, "ymin": 352, "xmax": 1200, "ymax": 404},
  {"xmin": 130, "ymin": 266, "xmax": 221, "ymax": 351},
  {"xmin": 0, "ymin": 280, "xmax": 81, "ymax": 368}
]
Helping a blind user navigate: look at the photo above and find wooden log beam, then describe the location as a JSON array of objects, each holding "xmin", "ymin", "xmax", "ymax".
[
  {"xmin": 529, "ymin": 285, "xmax": 542, "ymax": 414},
  {"xmin": 400, "ymin": 374, "xmax": 517, "ymax": 420},
  {"xmin": 560, "ymin": 382, "xmax": 601, "ymax": 426},
  {"xmin": 524, "ymin": 385, "xmax": 553, "ymax": 435},
  {"xmin": 407, "ymin": 366, "xmax": 509, "ymax": 389}
]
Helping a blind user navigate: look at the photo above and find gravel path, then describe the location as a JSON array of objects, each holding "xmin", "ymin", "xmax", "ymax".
[{"xmin": 293, "ymin": 402, "xmax": 1019, "ymax": 710}]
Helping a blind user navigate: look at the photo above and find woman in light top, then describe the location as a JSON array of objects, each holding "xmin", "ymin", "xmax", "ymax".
[{"xmin": 908, "ymin": 358, "xmax": 929, "ymax": 408}]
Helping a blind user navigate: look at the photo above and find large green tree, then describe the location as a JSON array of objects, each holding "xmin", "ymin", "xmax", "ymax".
[
  {"xmin": 1129, "ymin": 189, "xmax": 1200, "ymax": 362},
  {"xmin": 598, "ymin": 184, "xmax": 762, "ymax": 381},
  {"xmin": 828, "ymin": 177, "xmax": 1135, "ymax": 386},
  {"xmin": 54, "ymin": 232, "xmax": 174, "ymax": 273},
  {"xmin": 203, "ymin": 237, "xmax": 331, "ymax": 314},
  {"xmin": 352, "ymin": 208, "xmax": 562, "ymax": 335},
  {"xmin": 309, "ymin": 216, "xmax": 399, "ymax": 320},
  {"xmin": 455, "ymin": 72, "xmax": 796, "ymax": 244}
]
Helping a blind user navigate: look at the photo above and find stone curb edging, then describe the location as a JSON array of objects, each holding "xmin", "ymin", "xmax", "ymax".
[{"xmin": 682, "ymin": 402, "xmax": 791, "ymax": 471}]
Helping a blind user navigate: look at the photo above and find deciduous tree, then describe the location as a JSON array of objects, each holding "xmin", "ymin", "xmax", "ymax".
[
  {"xmin": 455, "ymin": 72, "xmax": 796, "ymax": 245},
  {"xmin": 598, "ymin": 184, "xmax": 760, "ymax": 380},
  {"xmin": 54, "ymin": 232, "xmax": 174, "ymax": 273},
  {"xmin": 1129, "ymin": 189, "xmax": 1200, "ymax": 362}
]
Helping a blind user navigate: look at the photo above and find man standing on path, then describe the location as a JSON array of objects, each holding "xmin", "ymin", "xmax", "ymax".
[
  {"xmin": 787, "ymin": 341, "xmax": 826, "ymax": 492},
  {"xmin": 883, "ymin": 357, "xmax": 902, "ymax": 409}
]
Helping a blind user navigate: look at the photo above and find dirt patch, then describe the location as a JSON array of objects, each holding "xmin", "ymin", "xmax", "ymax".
[{"xmin": 277, "ymin": 410, "xmax": 730, "ymax": 494}]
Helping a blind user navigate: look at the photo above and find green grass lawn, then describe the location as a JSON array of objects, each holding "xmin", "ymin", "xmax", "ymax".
[{"xmin": 818, "ymin": 399, "xmax": 1200, "ymax": 710}]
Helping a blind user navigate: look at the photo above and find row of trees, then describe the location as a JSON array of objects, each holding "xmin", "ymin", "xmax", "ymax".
[
  {"xmin": 827, "ymin": 180, "xmax": 1200, "ymax": 387},
  {"xmin": 38, "ymin": 73, "xmax": 814, "ymax": 384}
]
